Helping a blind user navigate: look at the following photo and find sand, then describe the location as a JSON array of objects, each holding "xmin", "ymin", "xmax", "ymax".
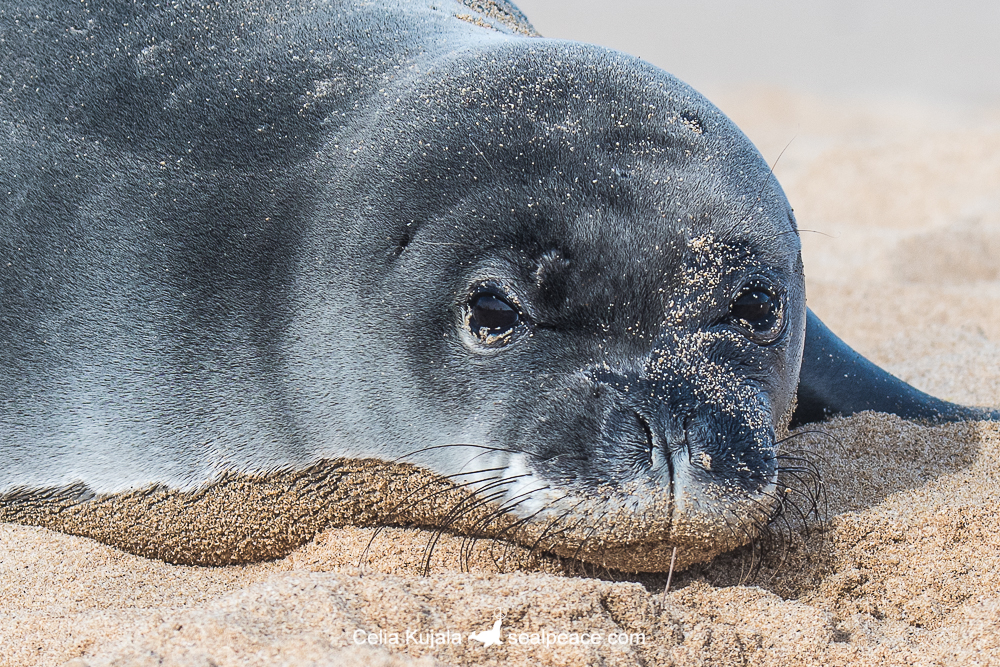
[{"xmin": 3, "ymin": 89, "xmax": 1000, "ymax": 667}]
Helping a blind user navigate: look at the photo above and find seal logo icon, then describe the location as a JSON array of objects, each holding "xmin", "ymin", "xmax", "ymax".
[{"xmin": 469, "ymin": 612, "xmax": 504, "ymax": 648}]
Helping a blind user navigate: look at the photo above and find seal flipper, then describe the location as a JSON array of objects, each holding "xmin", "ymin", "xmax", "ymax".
[{"xmin": 791, "ymin": 309, "xmax": 1000, "ymax": 427}]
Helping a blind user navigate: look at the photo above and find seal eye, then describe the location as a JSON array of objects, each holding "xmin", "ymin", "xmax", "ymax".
[
  {"xmin": 468, "ymin": 293, "xmax": 520, "ymax": 337},
  {"xmin": 728, "ymin": 281, "xmax": 783, "ymax": 342}
]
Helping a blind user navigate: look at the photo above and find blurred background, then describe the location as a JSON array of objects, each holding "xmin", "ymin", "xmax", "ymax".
[{"xmin": 514, "ymin": 0, "xmax": 1000, "ymax": 107}]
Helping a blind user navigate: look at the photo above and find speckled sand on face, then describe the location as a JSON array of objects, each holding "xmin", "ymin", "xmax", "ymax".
[{"xmin": 4, "ymin": 90, "xmax": 1000, "ymax": 667}]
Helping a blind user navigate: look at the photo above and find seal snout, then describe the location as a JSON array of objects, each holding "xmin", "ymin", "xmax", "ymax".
[
  {"xmin": 499, "ymin": 366, "xmax": 782, "ymax": 573},
  {"xmin": 591, "ymin": 365, "xmax": 779, "ymax": 498}
]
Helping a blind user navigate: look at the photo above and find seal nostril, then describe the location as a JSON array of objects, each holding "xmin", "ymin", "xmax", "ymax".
[
  {"xmin": 635, "ymin": 411, "xmax": 676, "ymax": 499},
  {"xmin": 635, "ymin": 412, "xmax": 655, "ymax": 468},
  {"xmin": 392, "ymin": 230, "xmax": 411, "ymax": 256}
]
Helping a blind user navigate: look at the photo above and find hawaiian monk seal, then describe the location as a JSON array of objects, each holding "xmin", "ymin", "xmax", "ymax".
[{"xmin": 1, "ymin": 0, "xmax": 995, "ymax": 571}]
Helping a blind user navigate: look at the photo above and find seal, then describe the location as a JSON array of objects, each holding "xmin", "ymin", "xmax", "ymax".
[{"xmin": 1, "ymin": 0, "xmax": 995, "ymax": 571}]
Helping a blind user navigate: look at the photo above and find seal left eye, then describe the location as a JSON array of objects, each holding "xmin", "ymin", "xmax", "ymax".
[
  {"xmin": 469, "ymin": 293, "xmax": 520, "ymax": 335},
  {"xmin": 728, "ymin": 281, "xmax": 783, "ymax": 342}
]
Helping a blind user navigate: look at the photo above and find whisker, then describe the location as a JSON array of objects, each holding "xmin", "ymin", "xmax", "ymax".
[
  {"xmin": 725, "ymin": 136, "xmax": 796, "ymax": 240},
  {"xmin": 421, "ymin": 485, "xmax": 515, "ymax": 574},
  {"xmin": 359, "ymin": 466, "xmax": 513, "ymax": 567},
  {"xmin": 458, "ymin": 486, "xmax": 550, "ymax": 570},
  {"xmin": 569, "ymin": 506, "xmax": 612, "ymax": 563},
  {"xmin": 389, "ymin": 442, "xmax": 519, "ymax": 466},
  {"xmin": 416, "ymin": 472, "xmax": 538, "ymax": 574},
  {"xmin": 524, "ymin": 497, "xmax": 592, "ymax": 557}
]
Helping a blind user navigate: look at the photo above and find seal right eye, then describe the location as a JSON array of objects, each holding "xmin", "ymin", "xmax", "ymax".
[{"xmin": 468, "ymin": 293, "xmax": 520, "ymax": 337}]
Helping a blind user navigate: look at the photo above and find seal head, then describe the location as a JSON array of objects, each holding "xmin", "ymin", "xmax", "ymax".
[{"xmin": 292, "ymin": 39, "xmax": 806, "ymax": 569}]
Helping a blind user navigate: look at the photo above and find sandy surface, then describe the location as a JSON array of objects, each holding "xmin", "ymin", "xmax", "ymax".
[{"xmin": 3, "ymin": 89, "xmax": 1000, "ymax": 667}]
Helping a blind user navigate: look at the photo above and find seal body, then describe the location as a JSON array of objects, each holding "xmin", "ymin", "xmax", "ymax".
[{"xmin": 0, "ymin": 0, "xmax": 993, "ymax": 570}]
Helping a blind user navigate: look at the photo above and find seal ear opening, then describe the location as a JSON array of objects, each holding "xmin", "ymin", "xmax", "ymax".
[
  {"xmin": 679, "ymin": 110, "xmax": 704, "ymax": 135},
  {"xmin": 792, "ymin": 309, "xmax": 998, "ymax": 426},
  {"xmin": 392, "ymin": 229, "xmax": 412, "ymax": 257}
]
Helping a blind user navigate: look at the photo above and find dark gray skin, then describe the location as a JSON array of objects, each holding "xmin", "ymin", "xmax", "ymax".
[{"xmin": 1, "ymin": 0, "xmax": 994, "ymax": 569}]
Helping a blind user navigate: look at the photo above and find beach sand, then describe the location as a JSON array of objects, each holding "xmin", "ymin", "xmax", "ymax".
[{"xmin": 3, "ymin": 88, "xmax": 1000, "ymax": 667}]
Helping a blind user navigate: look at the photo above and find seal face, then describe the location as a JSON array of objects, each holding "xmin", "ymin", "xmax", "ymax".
[{"xmin": 0, "ymin": 0, "xmax": 992, "ymax": 570}]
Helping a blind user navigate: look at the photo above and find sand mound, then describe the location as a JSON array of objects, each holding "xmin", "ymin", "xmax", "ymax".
[{"xmin": 3, "ymin": 89, "xmax": 1000, "ymax": 667}]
